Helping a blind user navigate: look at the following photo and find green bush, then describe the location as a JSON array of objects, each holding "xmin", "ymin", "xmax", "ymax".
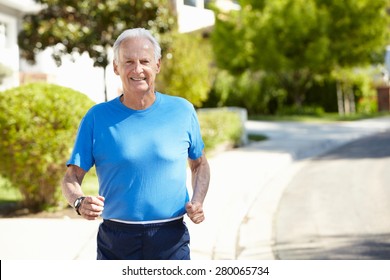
[
  {"xmin": 157, "ymin": 31, "xmax": 213, "ymax": 107},
  {"xmin": 206, "ymin": 70, "xmax": 286, "ymax": 115},
  {"xmin": 0, "ymin": 83, "xmax": 95, "ymax": 211},
  {"xmin": 198, "ymin": 108, "xmax": 243, "ymax": 152}
]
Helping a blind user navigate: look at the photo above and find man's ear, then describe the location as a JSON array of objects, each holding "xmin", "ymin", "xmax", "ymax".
[
  {"xmin": 113, "ymin": 60, "xmax": 119, "ymax": 75},
  {"xmin": 156, "ymin": 59, "xmax": 161, "ymax": 74}
]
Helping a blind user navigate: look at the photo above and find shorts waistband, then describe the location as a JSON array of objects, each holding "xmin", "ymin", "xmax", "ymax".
[
  {"xmin": 103, "ymin": 217, "xmax": 184, "ymax": 229},
  {"xmin": 109, "ymin": 215, "xmax": 184, "ymax": 225}
]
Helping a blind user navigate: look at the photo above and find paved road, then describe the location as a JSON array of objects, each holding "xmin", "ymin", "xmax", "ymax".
[{"xmin": 273, "ymin": 131, "xmax": 390, "ymax": 259}]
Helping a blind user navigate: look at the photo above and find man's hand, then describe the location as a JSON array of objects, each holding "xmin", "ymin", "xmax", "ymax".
[
  {"xmin": 185, "ymin": 201, "xmax": 205, "ymax": 224},
  {"xmin": 187, "ymin": 153, "xmax": 209, "ymax": 224},
  {"xmin": 79, "ymin": 195, "xmax": 105, "ymax": 220}
]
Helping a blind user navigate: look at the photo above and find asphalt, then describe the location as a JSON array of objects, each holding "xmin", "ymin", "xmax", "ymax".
[
  {"xmin": 1, "ymin": 116, "xmax": 390, "ymax": 260},
  {"xmin": 273, "ymin": 130, "xmax": 390, "ymax": 260}
]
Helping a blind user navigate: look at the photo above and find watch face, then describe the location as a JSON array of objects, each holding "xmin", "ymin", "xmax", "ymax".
[{"xmin": 74, "ymin": 197, "xmax": 81, "ymax": 208}]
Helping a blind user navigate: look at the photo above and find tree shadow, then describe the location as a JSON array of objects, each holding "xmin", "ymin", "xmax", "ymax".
[
  {"xmin": 315, "ymin": 130, "xmax": 390, "ymax": 160},
  {"xmin": 273, "ymin": 233, "xmax": 390, "ymax": 260}
]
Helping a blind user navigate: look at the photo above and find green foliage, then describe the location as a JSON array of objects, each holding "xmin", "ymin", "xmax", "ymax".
[
  {"xmin": 248, "ymin": 134, "xmax": 268, "ymax": 142},
  {"xmin": 277, "ymin": 105, "xmax": 325, "ymax": 117},
  {"xmin": 332, "ymin": 68, "xmax": 379, "ymax": 114},
  {"xmin": 0, "ymin": 175, "xmax": 22, "ymax": 203},
  {"xmin": 206, "ymin": 69, "xmax": 286, "ymax": 115},
  {"xmin": 210, "ymin": 0, "xmax": 390, "ymax": 111},
  {"xmin": 157, "ymin": 31, "xmax": 213, "ymax": 107},
  {"xmin": 19, "ymin": 0, "xmax": 176, "ymax": 68},
  {"xmin": 250, "ymin": 112, "xmax": 390, "ymax": 122},
  {"xmin": 322, "ymin": 0, "xmax": 390, "ymax": 67},
  {"xmin": 212, "ymin": 0, "xmax": 331, "ymax": 106},
  {"xmin": 211, "ymin": 8, "xmax": 253, "ymax": 74},
  {"xmin": 0, "ymin": 83, "xmax": 95, "ymax": 211},
  {"xmin": 198, "ymin": 108, "xmax": 243, "ymax": 152},
  {"xmin": 250, "ymin": 0, "xmax": 330, "ymax": 73},
  {"xmin": 305, "ymin": 78, "xmax": 339, "ymax": 112}
]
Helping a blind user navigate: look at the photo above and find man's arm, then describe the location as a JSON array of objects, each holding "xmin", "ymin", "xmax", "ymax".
[
  {"xmin": 62, "ymin": 165, "xmax": 104, "ymax": 220},
  {"xmin": 186, "ymin": 152, "xmax": 210, "ymax": 224}
]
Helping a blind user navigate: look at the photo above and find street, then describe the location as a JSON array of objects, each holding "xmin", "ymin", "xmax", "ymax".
[{"xmin": 273, "ymin": 131, "xmax": 390, "ymax": 259}]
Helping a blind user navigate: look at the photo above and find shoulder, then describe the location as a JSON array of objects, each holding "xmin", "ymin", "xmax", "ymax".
[
  {"xmin": 85, "ymin": 97, "xmax": 119, "ymax": 116},
  {"xmin": 79, "ymin": 98, "xmax": 120, "ymax": 128},
  {"xmin": 158, "ymin": 92, "xmax": 195, "ymax": 111}
]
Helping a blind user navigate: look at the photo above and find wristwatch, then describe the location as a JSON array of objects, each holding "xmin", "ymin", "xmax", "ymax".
[{"xmin": 73, "ymin": 196, "xmax": 86, "ymax": 215}]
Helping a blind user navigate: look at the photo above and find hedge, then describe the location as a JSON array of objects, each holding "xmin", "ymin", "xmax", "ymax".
[{"xmin": 0, "ymin": 83, "xmax": 95, "ymax": 211}]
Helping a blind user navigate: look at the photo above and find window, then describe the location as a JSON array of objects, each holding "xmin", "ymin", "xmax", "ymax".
[{"xmin": 184, "ymin": 0, "xmax": 197, "ymax": 7}]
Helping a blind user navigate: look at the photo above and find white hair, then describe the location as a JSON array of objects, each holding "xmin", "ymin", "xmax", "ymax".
[{"xmin": 113, "ymin": 28, "xmax": 162, "ymax": 62}]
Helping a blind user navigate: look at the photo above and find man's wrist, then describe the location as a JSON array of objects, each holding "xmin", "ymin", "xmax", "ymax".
[{"xmin": 73, "ymin": 196, "xmax": 86, "ymax": 215}]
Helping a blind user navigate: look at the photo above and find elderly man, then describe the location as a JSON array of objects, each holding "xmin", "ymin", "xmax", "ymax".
[{"xmin": 62, "ymin": 28, "xmax": 210, "ymax": 260}]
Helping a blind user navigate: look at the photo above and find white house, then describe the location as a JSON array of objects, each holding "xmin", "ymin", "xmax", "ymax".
[
  {"xmin": 0, "ymin": 0, "xmax": 40, "ymax": 91},
  {"xmin": 0, "ymin": 0, "xmax": 239, "ymax": 102}
]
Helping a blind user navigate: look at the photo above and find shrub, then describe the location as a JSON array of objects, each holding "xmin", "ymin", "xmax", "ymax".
[
  {"xmin": 0, "ymin": 83, "xmax": 95, "ymax": 211},
  {"xmin": 206, "ymin": 70, "xmax": 286, "ymax": 115},
  {"xmin": 198, "ymin": 108, "xmax": 243, "ymax": 152},
  {"xmin": 157, "ymin": 31, "xmax": 213, "ymax": 107}
]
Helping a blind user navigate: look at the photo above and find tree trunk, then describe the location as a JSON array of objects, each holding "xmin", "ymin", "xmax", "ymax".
[
  {"xmin": 336, "ymin": 82, "xmax": 344, "ymax": 116},
  {"xmin": 348, "ymin": 88, "xmax": 356, "ymax": 113},
  {"xmin": 343, "ymin": 85, "xmax": 350, "ymax": 114},
  {"xmin": 103, "ymin": 66, "xmax": 108, "ymax": 102}
]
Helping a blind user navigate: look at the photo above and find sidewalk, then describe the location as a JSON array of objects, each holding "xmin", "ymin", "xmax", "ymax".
[{"xmin": 1, "ymin": 116, "xmax": 390, "ymax": 260}]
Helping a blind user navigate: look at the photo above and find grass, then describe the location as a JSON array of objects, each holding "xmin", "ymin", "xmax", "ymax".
[
  {"xmin": 248, "ymin": 134, "xmax": 268, "ymax": 142},
  {"xmin": 82, "ymin": 167, "xmax": 99, "ymax": 195},
  {"xmin": 0, "ymin": 167, "xmax": 99, "ymax": 211},
  {"xmin": 246, "ymin": 112, "xmax": 390, "ymax": 144},
  {"xmin": 249, "ymin": 112, "xmax": 390, "ymax": 123}
]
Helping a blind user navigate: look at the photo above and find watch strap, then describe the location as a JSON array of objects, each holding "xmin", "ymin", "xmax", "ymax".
[{"xmin": 74, "ymin": 196, "xmax": 86, "ymax": 216}]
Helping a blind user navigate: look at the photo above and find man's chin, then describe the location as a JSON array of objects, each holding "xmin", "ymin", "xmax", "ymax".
[{"xmin": 131, "ymin": 86, "xmax": 154, "ymax": 95}]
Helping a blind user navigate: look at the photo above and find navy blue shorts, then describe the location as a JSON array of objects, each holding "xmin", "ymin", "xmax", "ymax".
[{"xmin": 97, "ymin": 218, "xmax": 190, "ymax": 260}]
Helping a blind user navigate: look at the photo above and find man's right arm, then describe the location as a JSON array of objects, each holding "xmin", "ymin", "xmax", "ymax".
[{"xmin": 62, "ymin": 165, "xmax": 104, "ymax": 220}]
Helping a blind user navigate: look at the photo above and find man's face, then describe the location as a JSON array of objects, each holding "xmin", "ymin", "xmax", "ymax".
[{"xmin": 114, "ymin": 37, "xmax": 161, "ymax": 95}]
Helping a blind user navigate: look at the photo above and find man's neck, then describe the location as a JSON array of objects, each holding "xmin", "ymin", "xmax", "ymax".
[{"xmin": 121, "ymin": 91, "xmax": 156, "ymax": 110}]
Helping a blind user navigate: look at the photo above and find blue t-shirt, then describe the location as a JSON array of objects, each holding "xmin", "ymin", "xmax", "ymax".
[{"xmin": 67, "ymin": 92, "xmax": 204, "ymax": 221}]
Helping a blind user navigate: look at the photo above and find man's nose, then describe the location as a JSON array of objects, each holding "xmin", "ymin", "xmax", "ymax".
[{"xmin": 133, "ymin": 61, "xmax": 142, "ymax": 73}]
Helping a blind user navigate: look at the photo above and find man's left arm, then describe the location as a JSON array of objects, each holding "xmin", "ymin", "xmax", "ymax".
[{"xmin": 186, "ymin": 151, "xmax": 210, "ymax": 224}]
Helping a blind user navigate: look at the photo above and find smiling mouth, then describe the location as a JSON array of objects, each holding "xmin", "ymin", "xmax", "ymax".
[{"xmin": 131, "ymin": 77, "xmax": 146, "ymax": 81}]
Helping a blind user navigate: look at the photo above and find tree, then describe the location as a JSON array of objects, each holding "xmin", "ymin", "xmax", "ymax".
[
  {"xmin": 212, "ymin": 0, "xmax": 331, "ymax": 108},
  {"xmin": 211, "ymin": 0, "xmax": 389, "ymax": 111},
  {"xmin": 323, "ymin": 0, "xmax": 389, "ymax": 68},
  {"xmin": 18, "ymin": 0, "xmax": 176, "ymax": 101},
  {"xmin": 157, "ymin": 31, "xmax": 213, "ymax": 107},
  {"xmin": 320, "ymin": 0, "xmax": 389, "ymax": 115}
]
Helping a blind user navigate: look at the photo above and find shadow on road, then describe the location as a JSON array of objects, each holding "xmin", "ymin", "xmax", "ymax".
[
  {"xmin": 273, "ymin": 233, "xmax": 390, "ymax": 260},
  {"xmin": 315, "ymin": 130, "xmax": 390, "ymax": 160}
]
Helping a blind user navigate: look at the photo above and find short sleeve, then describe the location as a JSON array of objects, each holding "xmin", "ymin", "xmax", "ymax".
[
  {"xmin": 188, "ymin": 108, "xmax": 205, "ymax": 160},
  {"xmin": 66, "ymin": 111, "xmax": 95, "ymax": 171}
]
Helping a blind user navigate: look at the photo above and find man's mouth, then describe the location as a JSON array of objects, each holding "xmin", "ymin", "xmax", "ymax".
[{"xmin": 131, "ymin": 77, "xmax": 146, "ymax": 81}]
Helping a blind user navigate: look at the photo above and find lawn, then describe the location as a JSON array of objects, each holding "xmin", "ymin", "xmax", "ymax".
[
  {"xmin": 249, "ymin": 112, "xmax": 390, "ymax": 122},
  {"xmin": 0, "ymin": 167, "xmax": 99, "ymax": 212}
]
